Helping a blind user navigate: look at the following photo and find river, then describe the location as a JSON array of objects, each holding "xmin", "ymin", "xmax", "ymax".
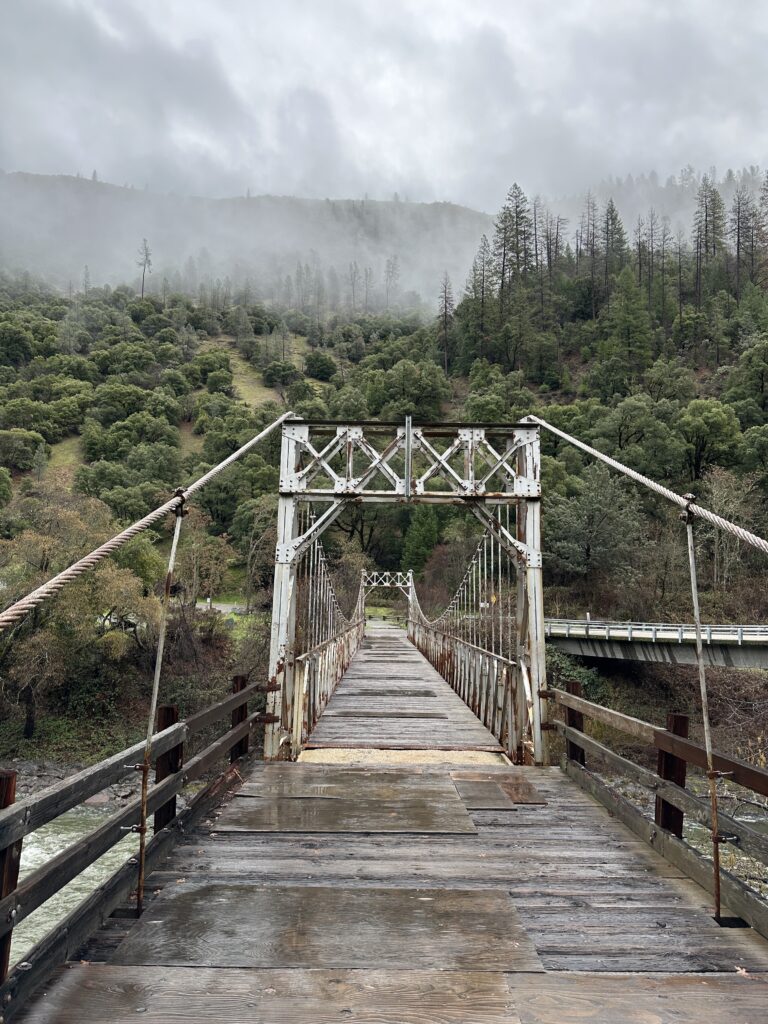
[{"xmin": 10, "ymin": 807, "xmax": 138, "ymax": 967}]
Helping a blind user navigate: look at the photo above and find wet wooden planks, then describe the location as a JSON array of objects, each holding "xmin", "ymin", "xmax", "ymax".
[
  {"xmin": 306, "ymin": 625, "xmax": 504, "ymax": 751},
  {"xmin": 217, "ymin": 765, "xmax": 478, "ymax": 833},
  {"xmin": 506, "ymin": 972, "xmax": 768, "ymax": 1023},
  {"xmin": 112, "ymin": 884, "xmax": 542, "ymax": 971},
  {"xmin": 16, "ymin": 762, "xmax": 768, "ymax": 1024},
  {"xmin": 14, "ymin": 621, "xmax": 768, "ymax": 1024},
  {"xmin": 185, "ymin": 764, "xmax": 768, "ymax": 975},
  {"xmin": 18, "ymin": 967, "xmax": 522, "ymax": 1023},
  {"xmin": 21, "ymin": 967, "xmax": 768, "ymax": 1024}
]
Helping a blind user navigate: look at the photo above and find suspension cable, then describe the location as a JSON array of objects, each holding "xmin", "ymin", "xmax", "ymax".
[
  {"xmin": 527, "ymin": 414, "xmax": 768, "ymax": 556},
  {"xmin": 0, "ymin": 411, "xmax": 296, "ymax": 631}
]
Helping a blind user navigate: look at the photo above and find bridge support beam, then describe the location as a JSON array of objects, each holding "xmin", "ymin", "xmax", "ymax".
[
  {"xmin": 265, "ymin": 424, "xmax": 304, "ymax": 760},
  {"xmin": 518, "ymin": 429, "xmax": 548, "ymax": 765}
]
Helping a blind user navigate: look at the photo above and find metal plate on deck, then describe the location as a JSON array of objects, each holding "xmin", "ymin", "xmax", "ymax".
[
  {"xmin": 112, "ymin": 885, "xmax": 543, "ymax": 971},
  {"xmin": 215, "ymin": 795, "xmax": 477, "ymax": 833},
  {"xmin": 451, "ymin": 771, "xmax": 548, "ymax": 805}
]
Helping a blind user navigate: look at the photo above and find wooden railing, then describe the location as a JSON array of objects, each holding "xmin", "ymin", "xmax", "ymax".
[
  {"xmin": 546, "ymin": 684, "xmax": 768, "ymax": 939},
  {"xmin": 0, "ymin": 676, "xmax": 275, "ymax": 1021}
]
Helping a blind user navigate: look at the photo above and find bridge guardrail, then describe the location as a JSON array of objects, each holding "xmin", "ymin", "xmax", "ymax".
[
  {"xmin": 409, "ymin": 622, "xmax": 523, "ymax": 761},
  {"xmin": 545, "ymin": 619, "xmax": 768, "ymax": 645},
  {"xmin": 544, "ymin": 684, "xmax": 768, "ymax": 940},
  {"xmin": 0, "ymin": 675, "xmax": 273, "ymax": 1019},
  {"xmin": 291, "ymin": 617, "xmax": 366, "ymax": 751}
]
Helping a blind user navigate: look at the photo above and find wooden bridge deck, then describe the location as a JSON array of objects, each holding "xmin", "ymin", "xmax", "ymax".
[
  {"xmin": 305, "ymin": 623, "xmax": 505, "ymax": 752},
  {"xmin": 17, "ymin": 628, "xmax": 768, "ymax": 1023}
]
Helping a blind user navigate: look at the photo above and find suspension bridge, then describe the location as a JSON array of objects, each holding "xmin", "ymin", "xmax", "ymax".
[{"xmin": 1, "ymin": 415, "xmax": 768, "ymax": 1022}]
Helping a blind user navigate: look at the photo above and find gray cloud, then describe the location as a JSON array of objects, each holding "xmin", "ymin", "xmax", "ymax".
[{"xmin": 1, "ymin": 0, "xmax": 767, "ymax": 210}]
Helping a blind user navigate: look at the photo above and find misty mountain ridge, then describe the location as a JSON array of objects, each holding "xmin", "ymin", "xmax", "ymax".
[
  {"xmin": 1, "ymin": 165, "xmax": 766, "ymax": 305},
  {"xmin": 0, "ymin": 171, "xmax": 492, "ymax": 304}
]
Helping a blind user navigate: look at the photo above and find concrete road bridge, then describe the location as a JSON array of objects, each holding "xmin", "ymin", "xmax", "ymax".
[
  {"xmin": 545, "ymin": 618, "xmax": 768, "ymax": 668},
  {"xmin": 2, "ymin": 414, "xmax": 768, "ymax": 1023}
]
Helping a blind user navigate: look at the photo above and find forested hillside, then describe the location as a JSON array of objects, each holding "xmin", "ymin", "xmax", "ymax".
[{"xmin": 3, "ymin": 166, "xmax": 768, "ymax": 756}]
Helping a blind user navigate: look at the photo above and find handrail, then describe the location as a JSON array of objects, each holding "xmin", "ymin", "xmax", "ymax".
[
  {"xmin": 545, "ymin": 683, "xmax": 768, "ymax": 939},
  {"xmin": 548, "ymin": 687, "xmax": 768, "ymax": 796},
  {"xmin": 0, "ymin": 674, "xmax": 267, "ymax": 1006}
]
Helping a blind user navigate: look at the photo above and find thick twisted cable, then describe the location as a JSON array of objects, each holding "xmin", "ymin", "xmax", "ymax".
[
  {"xmin": 0, "ymin": 411, "xmax": 295, "ymax": 631},
  {"xmin": 526, "ymin": 414, "xmax": 768, "ymax": 557}
]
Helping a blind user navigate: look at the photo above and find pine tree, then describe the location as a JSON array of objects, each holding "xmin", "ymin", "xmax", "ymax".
[
  {"xmin": 729, "ymin": 184, "xmax": 755, "ymax": 300},
  {"xmin": 602, "ymin": 199, "xmax": 627, "ymax": 293},
  {"xmin": 437, "ymin": 271, "xmax": 455, "ymax": 374},
  {"xmin": 492, "ymin": 196, "xmax": 513, "ymax": 320},
  {"xmin": 402, "ymin": 507, "xmax": 439, "ymax": 576},
  {"xmin": 603, "ymin": 266, "xmax": 653, "ymax": 374}
]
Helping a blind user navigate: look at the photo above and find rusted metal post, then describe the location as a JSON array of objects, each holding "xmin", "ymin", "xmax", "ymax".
[
  {"xmin": 682, "ymin": 498, "xmax": 721, "ymax": 921},
  {"xmin": 154, "ymin": 705, "xmax": 182, "ymax": 832},
  {"xmin": 655, "ymin": 713, "xmax": 689, "ymax": 838},
  {"xmin": 137, "ymin": 500, "xmax": 185, "ymax": 914},
  {"xmin": 0, "ymin": 769, "xmax": 22, "ymax": 983},
  {"xmin": 564, "ymin": 680, "xmax": 586, "ymax": 766},
  {"xmin": 230, "ymin": 674, "xmax": 250, "ymax": 762}
]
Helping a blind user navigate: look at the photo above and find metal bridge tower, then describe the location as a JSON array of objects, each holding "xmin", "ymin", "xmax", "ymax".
[{"xmin": 264, "ymin": 418, "xmax": 547, "ymax": 762}]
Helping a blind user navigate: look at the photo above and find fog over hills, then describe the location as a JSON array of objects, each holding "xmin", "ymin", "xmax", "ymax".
[{"xmin": 0, "ymin": 171, "xmax": 493, "ymax": 303}]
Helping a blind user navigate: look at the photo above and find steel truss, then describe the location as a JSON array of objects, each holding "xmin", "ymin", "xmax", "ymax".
[
  {"xmin": 265, "ymin": 419, "xmax": 548, "ymax": 763},
  {"xmin": 362, "ymin": 570, "xmax": 413, "ymax": 599}
]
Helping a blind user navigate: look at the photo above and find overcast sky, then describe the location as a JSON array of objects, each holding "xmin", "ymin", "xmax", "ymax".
[{"xmin": 1, "ymin": 0, "xmax": 766, "ymax": 212}]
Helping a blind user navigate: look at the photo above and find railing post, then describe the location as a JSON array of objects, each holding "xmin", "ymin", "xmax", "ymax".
[
  {"xmin": 230, "ymin": 674, "xmax": 250, "ymax": 762},
  {"xmin": 564, "ymin": 680, "xmax": 586, "ymax": 766},
  {"xmin": 0, "ymin": 769, "xmax": 22, "ymax": 983},
  {"xmin": 154, "ymin": 705, "xmax": 183, "ymax": 832},
  {"xmin": 654, "ymin": 712, "xmax": 689, "ymax": 838}
]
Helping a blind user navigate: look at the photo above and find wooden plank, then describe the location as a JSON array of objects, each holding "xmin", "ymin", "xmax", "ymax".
[
  {"xmin": 342, "ymin": 692, "xmax": 438, "ymax": 700},
  {"xmin": 552, "ymin": 687, "xmax": 768, "ymax": 798},
  {"xmin": 112, "ymin": 884, "xmax": 543, "ymax": 971},
  {"xmin": 655, "ymin": 712, "xmax": 688, "ymax": 837},
  {"xmin": 153, "ymin": 705, "xmax": 182, "ymax": 832},
  {"xmin": 0, "ymin": 767, "xmax": 240, "ymax": 1023},
  {"xmin": 454, "ymin": 780, "xmax": 516, "ymax": 809},
  {"xmin": 551, "ymin": 690, "xmax": 656, "ymax": 743},
  {"xmin": 214, "ymin": 794, "xmax": 478, "ymax": 833},
  {"xmin": 450, "ymin": 773, "xmax": 547, "ymax": 805},
  {"xmin": 654, "ymin": 729, "xmax": 768, "ymax": 799},
  {"xmin": 17, "ymin": 966, "xmax": 521, "ymax": 1023},
  {"xmin": 0, "ymin": 723, "xmax": 187, "ymax": 850},
  {"xmin": 507, "ymin": 971, "xmax": 768, "ymax": 1023},
  {"xmin": 1, "ymin": 770, "xmax": 22, "ymax": 984},
  {"xmin": 322, "ymin": 711, "xmax": 449, "ymax": 719},
  {"xmin": 304, "ymin": 741, "xmax": 504, "ymax": 752},
  {"xmin": 238, "ymin": 768, "xmax": 458, "ymax": 801}
]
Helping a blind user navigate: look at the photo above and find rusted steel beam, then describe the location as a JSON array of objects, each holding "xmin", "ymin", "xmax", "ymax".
[
  {"xmin": 655, "ymin": 713, "xmax": 689, "ymax": 838},
  {"xmin": 230, "ymin": 676, "xmax": 250, "ymax": 763},
  {"xmin": 0, "ymin": 770, "xmax": 22, "ymax": 984},
  {"xmin": 564, "ymin": 681, "xmax": 586, "ymax": 766},
  {"xmin": 154, "ymin": 706, "xmax": 182, "ymax": 832}
]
